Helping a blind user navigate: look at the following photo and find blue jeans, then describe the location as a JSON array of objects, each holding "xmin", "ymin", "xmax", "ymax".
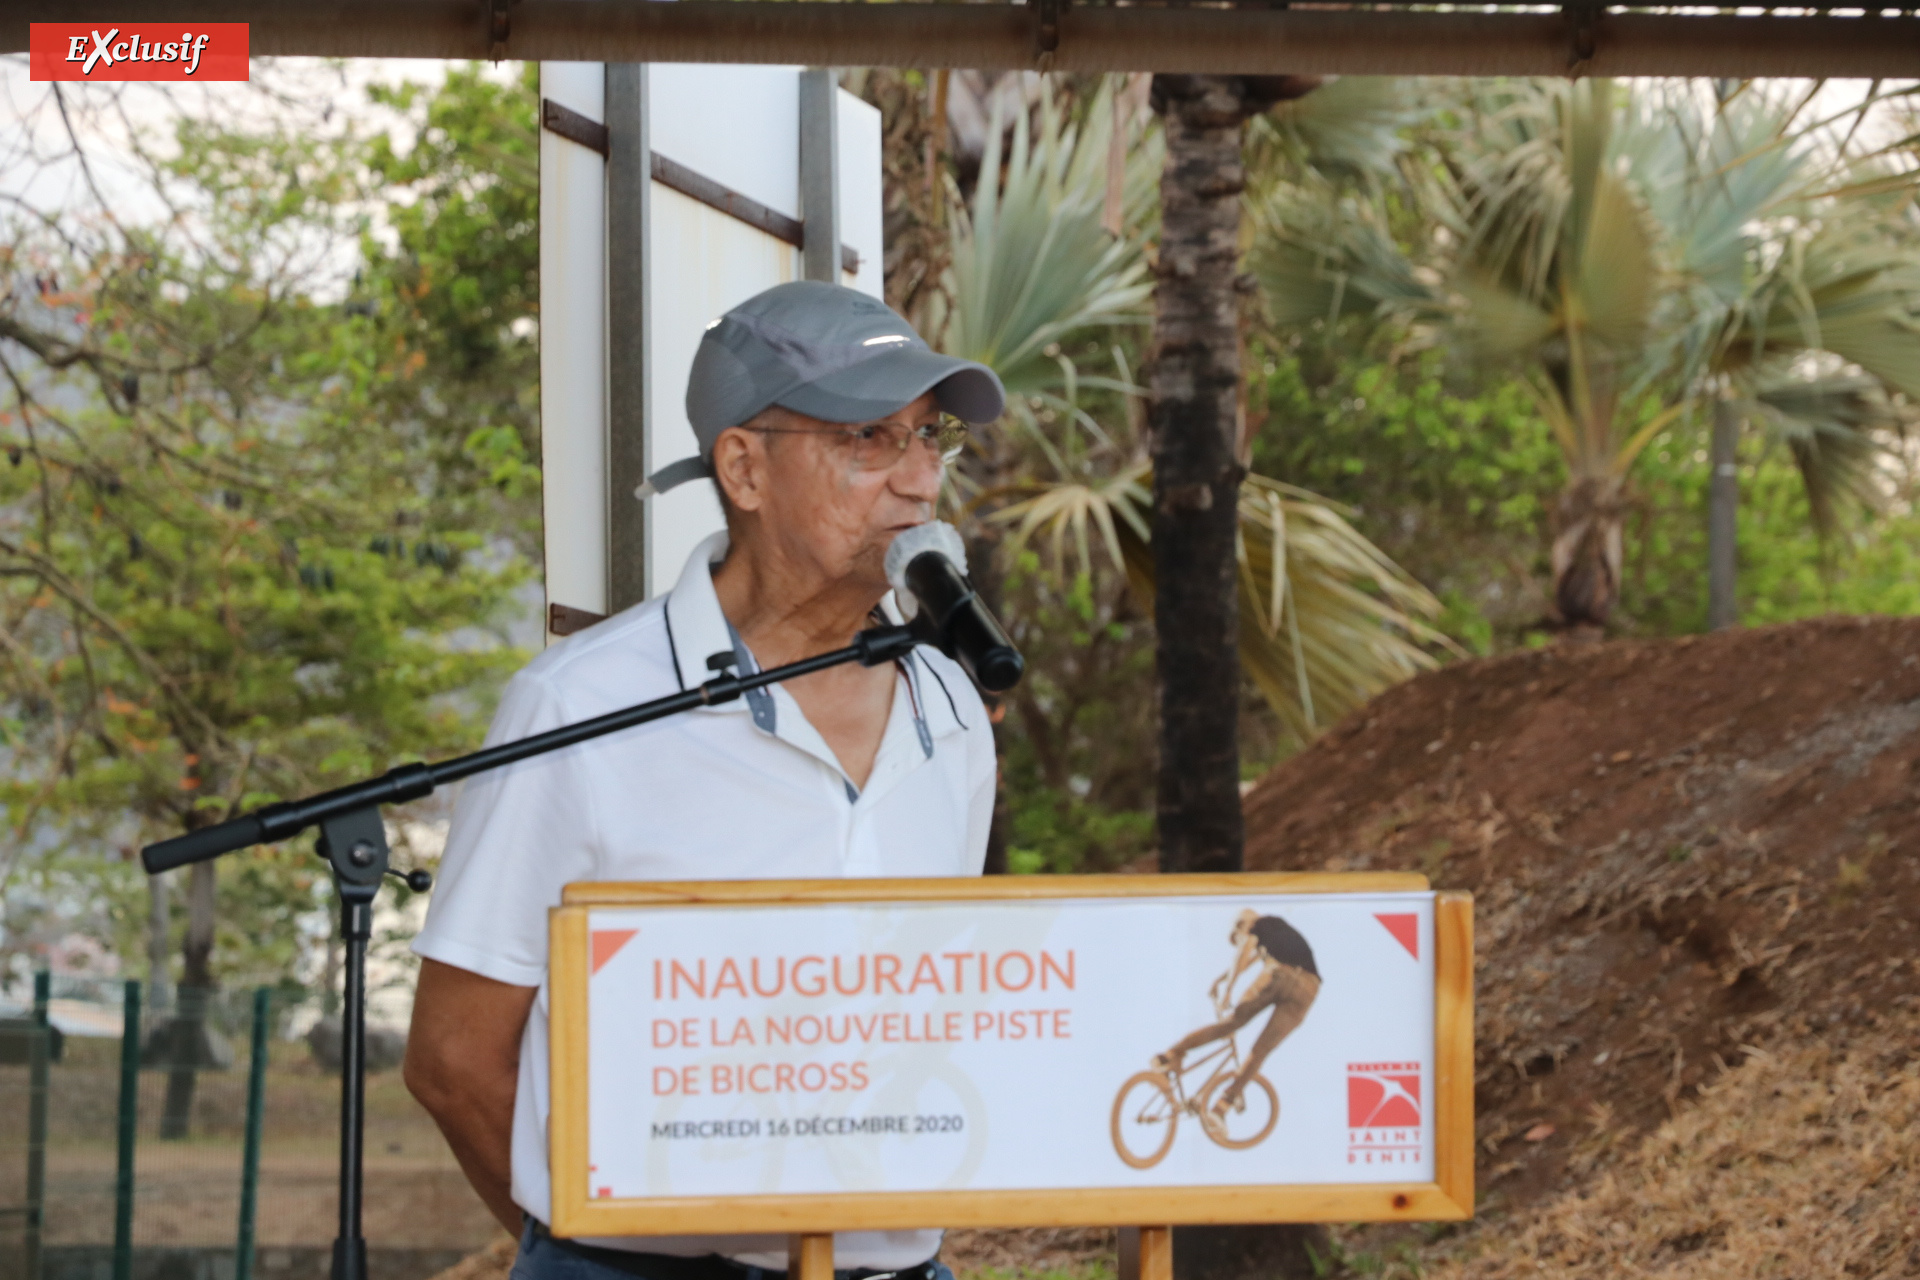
[{"xmin": 510, "ymin": 1220, "xmax": 955, "ymax": 1280}]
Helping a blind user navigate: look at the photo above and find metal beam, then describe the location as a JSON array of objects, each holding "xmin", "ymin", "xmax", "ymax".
[
  {"xmin": 7, "ymin": 1, "xmax": 1920, "ymax": 79},
  {"xmin": 799, "ymin": 67, "xmax": 842, "ymax": 285},
  {"xmin": 538, "ymin": 100, "xmax": 863, "ymax": 272},
  {"xmin": 605, "ymin": 63, "xmax": 649, "ymax": 614}
]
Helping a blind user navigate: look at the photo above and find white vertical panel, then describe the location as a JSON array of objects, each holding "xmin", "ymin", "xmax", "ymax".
[
  {"xmin": 835, "ymin": 88, "xmax": 885, "ymax": 300},
  {"xmin": 647, "ymin": 64, "xmax": 802, "ymax": 219},
  {"xmin": 538, "ymin": 62, "xmax": 608, "ymax": 636},
  {"xmin": 643, "ymin": 185, "xmax": 799, "ymax": 595},
  {"xmin": 641, "ymin": 64, "xmax": 808, "ymax": 598},
  {"xmin": 541, "ymin": 64, "xmax": 887, "ymax": 605}
]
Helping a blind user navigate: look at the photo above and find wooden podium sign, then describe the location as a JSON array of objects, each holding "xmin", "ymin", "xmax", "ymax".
[{"xmin": 548, "ymin": 874, "xmax": 1472, "ymax": 1239}]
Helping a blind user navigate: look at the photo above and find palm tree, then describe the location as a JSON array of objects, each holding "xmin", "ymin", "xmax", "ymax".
[
  {"xmin": 935, "ymin": 91, "xmax": 1446, "ymax": 1280},
  {"xmin": 1141, "ymin": 72, "xmax": 1412, "ymax": 1280},
  {"xmin": 1253, "ymin": 78, "xmax": 1920, "ymax": 630},
  {"xmin": 1632, "ymin": 81, "xmax": 1920, "ymax": 625},
  {"xmin": 1446, "ymin": 78, "xmax": 1681, "ymax": 629},
  {"xmin": 934, "ymin": 77, "xmax": 1446, "ymax": 751},
  {"xmin": 1145, "ymin": 74, "xmax": 1264, "ymax": 880}
]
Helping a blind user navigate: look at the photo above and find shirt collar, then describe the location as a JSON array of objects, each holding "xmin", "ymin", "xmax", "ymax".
[
  {"xmin": 661, "ymin": 530, "xmax": 969, "ymax": 742},
  {"xmin": 662, "ymin": 531, "xmax": 742, "ymax": 697}
]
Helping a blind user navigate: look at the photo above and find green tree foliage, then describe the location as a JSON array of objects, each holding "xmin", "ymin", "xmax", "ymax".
[
  {"xmin": 362, "ymin": 64, "xmax": 543, "ymax": 547},
  {"xmin": 1251, "ymin": 334, "xmax": 1920, "ymax": 647},
  {"xmin": 1252, "ymin": 78, "xmax": 1920, "ymax": 630},
  {"xmin": 0, "ymin": 69, "xmax": 537, "ymax": 986},
  {"xmin": 1251, "ymin": 345, "xmax": 1562, "ymax": 650},
  {"xmin": 945, "ymin": 81, "xmax": 1446, "ymax": 731},
  {"xmin": 1619, "ymin": 422, "xmax": 1920, "ymax": 633},
  {"xmin": 994, "ymin": 551, "xmax": 1157, "ymax": 875}
]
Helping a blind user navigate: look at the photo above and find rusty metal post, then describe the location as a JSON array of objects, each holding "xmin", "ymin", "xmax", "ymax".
[
  {"xmin": 606, "ymin": 61, "xmax": 652, "ymax": 609},
  {"xmin": 799, "ymin": 68, "xmax": 841, "ymax": 283}
]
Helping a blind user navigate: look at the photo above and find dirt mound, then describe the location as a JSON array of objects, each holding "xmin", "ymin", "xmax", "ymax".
[{"xmin": 1242, "ymin": 614, "xmax": 1920, "ymax": 1251}]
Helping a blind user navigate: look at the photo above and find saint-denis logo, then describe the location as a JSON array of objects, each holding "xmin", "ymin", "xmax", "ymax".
[
  {"xmin": 1346, "ymin": 1061, "xmax": 1422, "ymax": 1166},
  {"xmin": 30, "ymin": 24, "xmax": 250, "ymax": 81}
]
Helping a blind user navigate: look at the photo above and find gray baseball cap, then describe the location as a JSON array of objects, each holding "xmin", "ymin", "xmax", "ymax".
[{"xmin": 638, "ymin": 281, "xmax": 1005, "ymax": 498}]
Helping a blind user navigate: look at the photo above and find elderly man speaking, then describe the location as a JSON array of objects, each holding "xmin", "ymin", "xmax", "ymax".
[{"xmin": 405, "ymin": 282, "xmax": 1005, "ymax": 1280}]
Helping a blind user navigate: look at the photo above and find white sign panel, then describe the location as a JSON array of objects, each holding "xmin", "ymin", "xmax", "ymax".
[{"xmin": 549, "ymin": 878, "xmax": 1472, "ymax": 1234}]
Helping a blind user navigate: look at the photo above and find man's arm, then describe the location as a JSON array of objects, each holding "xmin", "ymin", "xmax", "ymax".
[{"xmin": 405, "ymin": 958, "xmax": 538, "ymax": 1235}]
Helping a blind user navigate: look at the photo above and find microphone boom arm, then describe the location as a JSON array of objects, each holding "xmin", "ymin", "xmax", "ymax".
[{"xmin": 142, "ymin": 623, "xmax": 920, "ymax": 874}]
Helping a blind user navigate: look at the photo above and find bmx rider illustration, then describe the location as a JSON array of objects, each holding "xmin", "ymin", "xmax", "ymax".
[
  {"xmin": 1157, "ymin": 909, "xmax": 1321, "ymax": 1119},
  {"xmin": 1110, "ymin": 908, "xmax": 1322, "ymax": 1167}
]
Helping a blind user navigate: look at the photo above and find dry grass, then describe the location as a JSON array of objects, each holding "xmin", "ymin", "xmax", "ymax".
[
  {"xmin": 1400, "ymin": 1003, "xmax": 1920, "ymax": 1279},
  {"xmin": 944, "ymin": 1228, "xmax": 1114, "ymax": 1280}
]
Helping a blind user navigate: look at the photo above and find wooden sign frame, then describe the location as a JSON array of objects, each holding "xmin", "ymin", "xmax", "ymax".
[{"xmin": 548, "ymin": 873, "xmax": 1473, "ymax": 1240}]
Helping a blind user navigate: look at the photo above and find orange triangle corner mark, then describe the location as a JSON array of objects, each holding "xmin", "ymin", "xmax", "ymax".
[
  {"xmin": 590, "ymin": 928, "xmax": 638, "ymax": 975},
  {"xmin": 1375, "ymin": 912, "xmax": 1418, "ymax": 960}
]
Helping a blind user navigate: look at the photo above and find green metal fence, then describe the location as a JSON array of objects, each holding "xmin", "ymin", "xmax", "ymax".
[{"xmin": 0, "ymin": 974, "xmax": 500, "ymax": 1280}]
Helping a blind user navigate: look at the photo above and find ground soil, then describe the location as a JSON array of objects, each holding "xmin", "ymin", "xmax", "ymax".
[
  {"xmin": 423, "ymin": 615, "xmax": 1920, "ymax": 1280},
  {"xmin": 3, "ymin": 1052, "xmax": 500, "ymax": 1253}
]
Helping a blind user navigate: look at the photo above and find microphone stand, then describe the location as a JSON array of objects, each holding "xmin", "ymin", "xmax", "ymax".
[{"xmin": 140, "ymin": 623, "xmax": 923, "ymax": 1280}]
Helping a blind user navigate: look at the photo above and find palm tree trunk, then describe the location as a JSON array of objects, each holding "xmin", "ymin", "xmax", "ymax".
[
  {"xmin": 1707, "ymin": 399, "xmax": 1739, "ymax": 630},
  {"xmin": 1148, "ymin": 74, "xmax": 1250, "ymax": 877},
  {"xmin": 1150, "ymin": 68, "xmax": 1333, "ymax": 1280},
  {"xmin": 1550, "ymin": 476, "xmax": 1627, "ymax": 630}
]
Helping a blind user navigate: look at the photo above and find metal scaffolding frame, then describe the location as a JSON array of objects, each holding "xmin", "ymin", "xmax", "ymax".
[{"xmin": 6, "ymin": 0, "xmax": 1920, "ymax": 79}]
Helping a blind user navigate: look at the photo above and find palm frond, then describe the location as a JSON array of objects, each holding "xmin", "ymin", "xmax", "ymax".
[
  {"xmin": 931, "ymin": 79, "xmax": 1159, "ymax": 399},
  {"xmin": 1572, "ymin": 165, "xmax": 1656, "ymax": 351},
  {"xmin": 1741, "ymin": 372, "xmax": 1910, "ymax": 534},
  {"xmin": 1249, "ymin": 187, "xmax": 1437, "ymax": 329},
  {"xmin": 1453, "ymin": 272, "xmax": 1558, "ymax": 359},
  {"xmin": 987, "ymin": 466, "xmax": 1451, "ymax": 743},
  {"xmin": 1251, "ymin": 77, "xmax": 1419, "ymax": 189}
]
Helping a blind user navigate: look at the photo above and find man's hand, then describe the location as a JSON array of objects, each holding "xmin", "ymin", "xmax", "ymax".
[{"xmin": 405, "ymin": 958, "xmax": 538, "ymax": 1235}]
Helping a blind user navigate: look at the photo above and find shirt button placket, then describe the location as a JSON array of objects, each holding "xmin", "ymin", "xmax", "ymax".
[{"xmin": 839, "ymin": 771, "xmax": 857, "ymax": 872}]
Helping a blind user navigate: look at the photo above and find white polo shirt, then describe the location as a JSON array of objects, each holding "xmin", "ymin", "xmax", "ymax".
[{"xmin": 413, "ymin": 532, "xmax": 994, "ymax": 1270}]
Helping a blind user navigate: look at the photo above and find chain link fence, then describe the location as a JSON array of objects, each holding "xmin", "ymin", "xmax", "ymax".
[{"xmin": 0, "ymin": 974, "xmax": 501, "ymax": 1280}]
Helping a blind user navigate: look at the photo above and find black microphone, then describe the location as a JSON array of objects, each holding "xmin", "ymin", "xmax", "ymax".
[{"xmin": 885, "ymin": 523, "xmax": 1025, "ymax": 693}]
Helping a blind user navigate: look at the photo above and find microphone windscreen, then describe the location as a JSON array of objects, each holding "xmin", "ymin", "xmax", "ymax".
[{"xmin": 884, "ymin": 521, "xmax": 968, "ymax": 620}]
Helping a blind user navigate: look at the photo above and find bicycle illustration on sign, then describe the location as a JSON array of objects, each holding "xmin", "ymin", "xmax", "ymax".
[{"xmin": 1110, "ymin": 909, "xmax": 1321, "ymax": 1169}]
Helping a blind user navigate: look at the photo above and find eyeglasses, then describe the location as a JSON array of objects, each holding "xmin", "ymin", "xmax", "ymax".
[{"xmin": 745, "ymin": 416, "xmax": 970, "ymax": 471}]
